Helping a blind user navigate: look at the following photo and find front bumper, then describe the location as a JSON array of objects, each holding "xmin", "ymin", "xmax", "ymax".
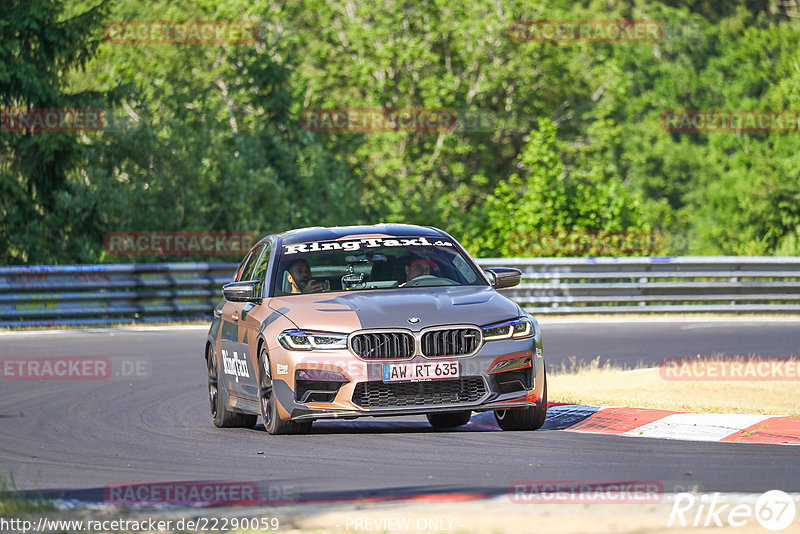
[
  {"xmin": 290, "ymin": 397, "xmax": 544, "ymax": 421},
  {"xmin": 270, "ymin": 333, "xmax": 545, "ymax": 422}
]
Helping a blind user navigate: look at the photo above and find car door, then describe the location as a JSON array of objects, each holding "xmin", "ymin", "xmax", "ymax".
[
  {"xmin": 237, "ymin": 242, "xmax": 272, "ymax": 399},
  {"xmin": 220, "ymin": 243, "xmax": 266, "ymax": 401}
]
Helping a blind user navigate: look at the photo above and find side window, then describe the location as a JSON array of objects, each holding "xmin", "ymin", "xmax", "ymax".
[
  {"xmin": 452, "ymin": 254, "xmax": 478, "ymax": 284},
  {"xmin": 234, "ymin": 250, "xmax": 254, "ymax": 282},
  {"xmin": 238, "ymin": 244, "xmax": 265, "ymax": 282},
  {"xmin": 251, "ymin": 243, "xmax": 271, "ymax": 296}
]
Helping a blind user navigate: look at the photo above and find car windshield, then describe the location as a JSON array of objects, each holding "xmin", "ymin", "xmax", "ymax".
[{"xmin": 273, "ymin": 236, "xmax": 485, "ymax": 296}]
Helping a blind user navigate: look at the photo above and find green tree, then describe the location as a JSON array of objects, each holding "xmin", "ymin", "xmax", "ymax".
[
  {"xmin": 7, "ymin": 0, "xmax": 799, "ymax": 264},
  {"xmin": 461, "ymin": 118, "xmax": 651, "ymax": 257},
  {"xmin": 70, "ymin": 0, "xmax": 365, "ymax": 262},
  {"xmin": 0, "ymin": 0, "xmax": 112, "ymax": 263}
]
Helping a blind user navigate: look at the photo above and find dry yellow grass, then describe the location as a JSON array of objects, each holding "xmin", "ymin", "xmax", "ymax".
[
  {"xmin": 287, "ymin": 497, "xmax": 783, "ymax": 534},
  {"xmin": 5, "ymin": 498, "xmax": 779, "ymax": 534},
  {"xmin": 550, "ymin": 356, "xmax": 800, "ymax": 416}
]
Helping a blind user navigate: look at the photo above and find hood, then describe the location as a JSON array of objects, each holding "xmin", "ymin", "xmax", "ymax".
[{"xmin": 269, "ymin": 286, "xmax": 521, "ymax": 331}]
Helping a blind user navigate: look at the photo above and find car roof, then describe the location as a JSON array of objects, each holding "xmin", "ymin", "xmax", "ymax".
[{"xmin": 275, "ymin": 224, "xmax": 448, "ymax": 245}]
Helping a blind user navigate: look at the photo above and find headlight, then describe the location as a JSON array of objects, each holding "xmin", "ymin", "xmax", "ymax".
[
  {"xmin": 278, "ymin": 330, "xmax": 348, "ymax": 350},
  {"xmin": 482, "ymin": 317, "xmax": 534, "ymax": 341}
]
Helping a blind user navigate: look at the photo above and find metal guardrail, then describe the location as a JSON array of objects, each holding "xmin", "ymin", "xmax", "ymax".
[
  {"xmin": 0, "ymin": 263, "xmax": 235, "ymax": 327},
  {"xmin": 1, "ymin": 257, "xmax": 799, "ymax": 327},
  {"xmin": 493, "ymin": 256, "xmax": 800, "ymax": 314}
]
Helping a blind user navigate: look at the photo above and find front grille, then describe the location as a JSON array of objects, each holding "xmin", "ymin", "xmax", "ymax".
[
  {"xmin": 352, "ymin": 377, "xmax": 487, "ymax": 408},
  {"xmin": 421, "ymin": 328, "xmax": 481, "ymax": 357},
  {"xmin": 351, "ymin": 332, "xmax": 415, "ymax": 360}
]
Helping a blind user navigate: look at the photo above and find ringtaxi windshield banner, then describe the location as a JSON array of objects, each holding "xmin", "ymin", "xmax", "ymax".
[{"xmin": 282, "ymin": 236, "xmax": 453, "ymax": 255}]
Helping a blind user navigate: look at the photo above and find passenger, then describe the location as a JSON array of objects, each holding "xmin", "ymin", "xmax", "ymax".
[{"xmin": 287, "ymin": 259, "xmax": 325, "ymax": 294}]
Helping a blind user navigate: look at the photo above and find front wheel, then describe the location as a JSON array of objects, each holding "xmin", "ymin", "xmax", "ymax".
[
  {"xmin": 258, "ymin": 347, "xmax": 311, "ymax": 435},
  {"xmin": 494, "ymin": 365, "xmax": 547, "ymax": 431},
  {"xmin": 207, "ymin": 345, "xmax": 256, "ymax": 428},
  {"xmin": 427, "ymin": 411, "xmax": 472, "ymax": 428}
]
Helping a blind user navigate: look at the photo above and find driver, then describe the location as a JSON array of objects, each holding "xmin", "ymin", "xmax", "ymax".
[
  {"xmin": 400, "ymin": 256, "xmax": 438, "ymax": 286},
  {"xmin": 287, "ymin": 259, "xmax": 325, "ymax": 294}
]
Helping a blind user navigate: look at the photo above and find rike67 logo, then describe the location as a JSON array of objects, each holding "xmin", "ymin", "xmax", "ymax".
[{"xmin": 669, "ymin": 490, "xmax": 797, "ymax": 531}]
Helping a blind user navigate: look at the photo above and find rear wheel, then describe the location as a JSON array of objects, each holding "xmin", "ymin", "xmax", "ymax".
[
  {"xmin": 426, "ymin": 411, "xmax": 472, "ymax": 428},
  {"xmin": 207, "ymin": 345, "xmax": 257, "ymax": 428},
  {"xmin": 494, "ymin": 365, "xmax": 547, "ymax": 431},
  {"xmin": 258, "ymin": 347, "xmax": 311, "ymax": 435}
]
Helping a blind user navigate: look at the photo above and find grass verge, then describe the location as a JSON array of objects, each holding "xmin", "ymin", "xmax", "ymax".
[
  {"xmin": 0, "ymin": 476, "xmax": 56, "ymax": 515},
  {"xmin": 550, "ymin": 356, "xmax": 800, "ymax": 416}
]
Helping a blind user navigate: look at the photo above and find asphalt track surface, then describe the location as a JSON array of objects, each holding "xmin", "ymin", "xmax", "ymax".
[{"xmin": 1, "ymin": 318, "xmax": 799, "ymax": 503}]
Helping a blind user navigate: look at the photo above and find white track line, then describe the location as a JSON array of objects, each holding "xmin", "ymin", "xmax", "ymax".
[{"xmin": 622, "ymin": 413, "xmax": 773, "ymax": 442}]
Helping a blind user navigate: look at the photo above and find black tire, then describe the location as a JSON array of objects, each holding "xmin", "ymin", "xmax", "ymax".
[
  {"xmin": 207, "ymin": 345, "xmax": 257, "ymax": 428},
  {"xmin": 426, "ymin": 411, "xmax": 472, "ymax": 428},
  {"xmin": 494, "ymin": 365, "xmax": 548, "ymax": 431},
  {"xmin": 258, "ymin": 347, "xmax": 312, "ymax": 435}
]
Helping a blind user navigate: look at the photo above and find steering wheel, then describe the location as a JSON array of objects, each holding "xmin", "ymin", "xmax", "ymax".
[{"xmin": 404, "ymin": 275, "xmax": 457, "ymax": 287}]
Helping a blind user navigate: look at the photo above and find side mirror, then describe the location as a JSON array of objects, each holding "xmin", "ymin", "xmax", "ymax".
[
  {"xmin": 222, "ymin": 280, "xmax": 260, "ymax": 302},
  {"xmin": 484, "ymin": 268, "xmax": 522, "ymax": 289}
]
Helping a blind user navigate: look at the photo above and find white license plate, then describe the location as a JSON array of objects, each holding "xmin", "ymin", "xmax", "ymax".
[{"xmin": 382, "ymin": 361, "xmax": 459, "ymax": 382}]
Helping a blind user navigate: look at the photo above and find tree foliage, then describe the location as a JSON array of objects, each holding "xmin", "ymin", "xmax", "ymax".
[
  {"xmin": 2, "ymin": 0, "xmax": 799, "ymax": 263},
  {"xmin": 1, "ymin": 0, "xmax": 112, "ymax": 263}
]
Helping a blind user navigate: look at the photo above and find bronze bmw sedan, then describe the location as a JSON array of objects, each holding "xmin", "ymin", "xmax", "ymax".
[{"xmin": 205, "ymin": 224, "xmax": 546, "ymax": 434}]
